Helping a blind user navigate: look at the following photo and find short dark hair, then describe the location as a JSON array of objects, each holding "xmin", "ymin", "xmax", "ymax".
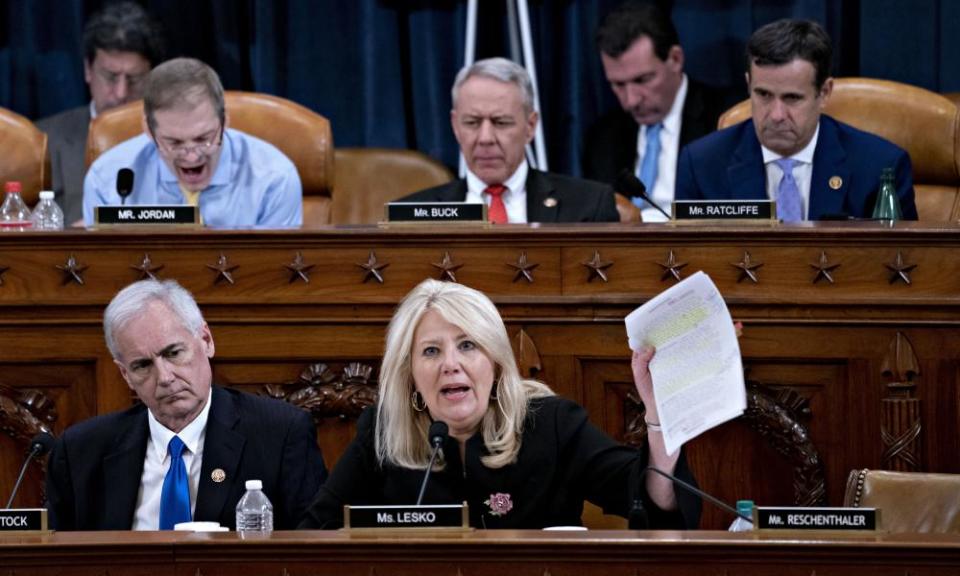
[
  {"xmin": 144, "ymin": 58, "xmax": 225, "ymax": 134},
  {"xmin": 595, "ymin": 0, "xmax": 678, "ymax": 61},
  {"xmin": 747, "ymin": 19, "xmax": 832, "ymax": 90},
  {"xmin": 83, "ymin": 1, "xmax": 165, "ymax": 66}
]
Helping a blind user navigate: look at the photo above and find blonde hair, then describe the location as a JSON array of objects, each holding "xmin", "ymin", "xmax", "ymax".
[{"xmin": 376, "ymin": 279, "xmax": 553, "ymax": 469}]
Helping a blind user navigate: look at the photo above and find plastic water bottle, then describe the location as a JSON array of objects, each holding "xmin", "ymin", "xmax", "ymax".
[
  {"xmin": 30, "ymin": 191, "xmax": 64, "ymax": 231},
  {"xmin": 235, "ymin": 479, "xmax": 273, "ymax": 535},
  {"xmin": 728, "ymin": 499, "xmax": 755, "ymax": 532},
  {"xmin": 0, "ymin": 181, "xmax": 32, "ymax": 231}
]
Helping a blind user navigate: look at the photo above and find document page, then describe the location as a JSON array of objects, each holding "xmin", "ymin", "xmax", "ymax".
[{"xmin": 625, "ymin": 271, "xmax": 745, "ymax": 455}]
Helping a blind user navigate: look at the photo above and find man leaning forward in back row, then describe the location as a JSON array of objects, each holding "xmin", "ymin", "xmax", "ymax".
[
  {"xmin": 46, "ymin": 279, "xmax": 327, "ymax": 530},
  {"xmin": 402, "ymin": 57, "xmax": 620, "ymax": 223},
  {"xmin": 83, "ymin": 58, "xmax": 303, "ymax": 228},
  {"xmin": 675, "ymin": 19, "xmax": 917, "ymax": 220}
]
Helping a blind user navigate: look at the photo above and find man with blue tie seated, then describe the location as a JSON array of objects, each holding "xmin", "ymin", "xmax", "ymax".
[
  {"xmin": 46, "ymin": 279, "xmax": 327, "ymax": 530},
  {"xmin": 82, "ymin": 58, "xmax": 303, "ymax": 228},
  {"xmin": 675, "ymin": 19, "xmax": 918, "ymax": 221}
]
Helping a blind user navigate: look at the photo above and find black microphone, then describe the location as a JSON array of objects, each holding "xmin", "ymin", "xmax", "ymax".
[
  {"xmin": 415, "ymin": 421, "xmax": 448, "ymax": 506},
  {"xmin": 615, "ymin": 169, "xmax": 672, "ymax": 221},
  {"xmin": 117, "ymin": 168, "xmax": 135, "ymax": 205},
  {"xmin": 642, "ymin": 465, "xmax": 751, "ymax": 524},
  {"xmin": 5, "ymin": 431, "xmax": 54, "ymax": 509}
]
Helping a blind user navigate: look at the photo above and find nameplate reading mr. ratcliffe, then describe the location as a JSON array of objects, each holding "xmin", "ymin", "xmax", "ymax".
[
  {"xmin": 344, "ymin": 504, "xmax": 469, "ymax": 530},
  {"xmin": 386, "ymin": 202, "xmax": 486, "ymax": 223},
  {"xmin": 756, "ymin": 507, "xmax": 878, "ymax": 531},
  {"xmin": 0, "ymin": 509, "xmax": 48, "ymax": 533},
  {"xmin": 96, "ymin": 205, "xmax": 199, "ymax": 226},
  {"xmin": 673, "ymin": 200, "xmax": 775, "ymax": 221}
]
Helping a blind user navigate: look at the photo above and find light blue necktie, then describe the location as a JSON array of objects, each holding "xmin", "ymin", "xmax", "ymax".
[
  {"xmin": 774, "ymin": 158, "xmax": 803, "ymax": 222},
  {"xmin": 634, "ymin": 123, "xmax": 662, "ymax": 208},
  {"xmin": 159, "ymin": 436, "xmax": 191, "ymax": 530}
]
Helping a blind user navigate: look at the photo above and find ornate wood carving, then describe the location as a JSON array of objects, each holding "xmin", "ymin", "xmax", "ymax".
[
  {"xmin": 56, "ymin": 254, "xmax": 88, "ymax": 286},
  {"xmin": 264, "ymin": 362, "xmax": 378, "ymax": 421},
  {"xmin": 582, "ymin": 250, "xmax": 612, "ymax": 283},
  {"xmin": 0, "ymin": 264, "xmax": 9, "ymax": 286},
  {"xmin": 432, "ymin": 252, "xmax": 463, "ymax": 282},
  {"xmin": 284, "ymin": 251, "xmax": 315, "ymax": 284},
  {"xmin": 508, "ymin": 252, "xmax": 538, "ymax": 283},
  {"xmin": 512, "ymin": 329, "xmax": 542, "ymax": 378},
  {"xmin": 731, "ymin": 251, "xmax": 763, "ymax": 284},
  {"xmin": 356, "ymin": 250, "xmax": 388, "ymax": 284},
  {"xmin": 131, "ymin": 253, "xmax": 164, "ymax": 280},
  {"xmin": 656, "ymin": 249, "xmax": 688, "ymax": 282},
  {"xmin": 206, "ymin": 253, "xmax": 239, "ymax": 285},
  {"xmin": 884, "ymin": 250, "xmax": 916, "ymax": 285},
  {"xmin": 880, "ymin": 332, "xmax": 922, "ymax": 471},
  {"xmin": 810, "ymin": 250, "xmax": 840, "ymax": 284},
  {"xmin": 0, "ymin": 384, "xmax": 56, "ymax": 475}
]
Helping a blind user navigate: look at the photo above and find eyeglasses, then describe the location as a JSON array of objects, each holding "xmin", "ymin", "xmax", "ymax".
[
  {"xmin": 95, "ymin": 68, "xmax": 148, "ymax": 91},
  {"xmin": 154, "ymin": 127, "xmax": 224, "ymax": 158}
]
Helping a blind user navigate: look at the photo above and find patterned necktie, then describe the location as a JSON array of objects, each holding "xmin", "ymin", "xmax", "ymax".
[
  {"xmin": 485, "ymin": 184, "xmax": 508, "ymax": 224},
  {"xmin": 159, "ymin": 436, "xmax": 191, "ymax": 530},
  {"xmin": 774, "ymin": 158, "xmax": 803, "ymax": 222},
  {"xmin": 634, "ymin": 123, "xmax": 662, "ymax": 208}
]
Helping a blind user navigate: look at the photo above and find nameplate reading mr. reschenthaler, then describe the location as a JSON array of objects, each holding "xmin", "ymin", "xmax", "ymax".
[
  {"xmin": 756, "ymin": 506, "xmax": 878, "ymax": 531},
  {"xmin": 673, "ymin": 200, "xmax": 775, "ymax": 221},
  {"xmin": 96, "ymin": 205, "xmax": 198, "ymax": 226},
  {"xmin": 344, "ymin": 503, "xmax": 469, "ymax": 530},
  {"xmin": 0, "ymin": 509, "xmax": 48, "ymax": 533},
  {"xmin": 387, "ymin": 202, "xmax": 486, "ymax": 223}
]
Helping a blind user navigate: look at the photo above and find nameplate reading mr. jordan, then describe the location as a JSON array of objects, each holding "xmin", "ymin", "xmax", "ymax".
[{"xmin": 96, "ymin": 205, "xmax": 198, "ymax": 225}]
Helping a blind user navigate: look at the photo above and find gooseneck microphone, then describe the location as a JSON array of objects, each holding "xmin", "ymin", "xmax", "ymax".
[
  {"xmin": 615, "ymin": 169, "xmax": 672, "ymax": 221},
  {"xmin": 5, "ymin": 431, "xmax": 55, "ymax": 509},
  {"xmin": 641, "ymin": 465, "xmax": 751, "ymax": 526},
  {"xmin": 116, "ymin": 168, "xmax": 135, "ymax": 205},
  {"xmin": 415, "ymin": 421, "xmax": 449, "ymax": 506}
]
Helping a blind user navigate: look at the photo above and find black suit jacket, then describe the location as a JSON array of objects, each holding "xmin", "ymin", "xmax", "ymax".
[
  {"xmin": 36, "ymin": 106, "xmax": 90, "ymax": 226},
  {"xmin": 46, "ymin": 386, "xmax": 327, "ymax": 530},
  {"xmin": 583, "ymin": 79, "xmax": 727, "ymax": 187},
  {"xmin": 400, "ymin": 168, "xmax": 619, "ymax": 223}
]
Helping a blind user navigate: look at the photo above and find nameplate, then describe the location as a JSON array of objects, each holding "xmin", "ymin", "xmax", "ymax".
[
  {"xmin": 344, "ymin": 503, "xmax": 469, "ymax": 530},
  {"xmin": 386, "ymin": 202, "xmax": 486, "ymax": 223},
  {"xmin": 0, "ymin": 509, "xmax": 48, "ymax": 533},
  {"xmin": 96, "ymin": 205, "xmax": 199, "ymax": 225},
  {"xmin": 756, "ymin": 506, "xmax": 878, "ymax": 531},
  {"xmin": 673, "ymin": 200, "xmax": 775, "ymax": 220}
]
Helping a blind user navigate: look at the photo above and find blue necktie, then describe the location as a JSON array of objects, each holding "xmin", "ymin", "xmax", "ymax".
[
  {"xmin": 774, "ymin": 158, "xmax": 803, "ymax": 222},
  {"xmin": 634, "ymin": 123, "xmax": 662, "ymax": 208},
  {"xmin": 159, "ymin": 436, "xmax": 191, "ymax": 530}
]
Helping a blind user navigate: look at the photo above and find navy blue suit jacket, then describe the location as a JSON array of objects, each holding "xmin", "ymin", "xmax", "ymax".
[
  {"xmin": 46, "ymin": 386, "xmax": 327, "ymax": 530},
  {"xmin": 675, "ymin": 115, "xmax": 917, "ymax": 220}
]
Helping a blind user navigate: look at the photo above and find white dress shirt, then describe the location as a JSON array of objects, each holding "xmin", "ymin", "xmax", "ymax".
[
  {"xmin": 464, "ymin": 160, "xmax": 529, "ymax": 223},
  {"xmin": 132, "ymin": 389, "xmax": 212, "ymax": 530},
  {"xmin": 635, "ymin": 74, "xmax": 688, "ymax": 223},
  {"xmin": 761, "ymin": 122, "xmax": 820, "ymax": 220}
]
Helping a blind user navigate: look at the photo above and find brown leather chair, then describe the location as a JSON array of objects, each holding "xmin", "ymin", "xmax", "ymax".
[
  {"xmin": 0, "ymin": 106, "xmax": 50, "ymax": 207},
  {"xmin": 330, "ymin": 148, "xmax": 453, "ymax": 224},
  {"xmin": 86, "ymin": 91, "xmax": 334, "ymax": 226},
  {"xmin": 844, "ymin": 468, "xmax": 960, "ymax": 533},
  {"xmin": 718, "ymin": 78, "xmax": 960, "ymax": 222}
]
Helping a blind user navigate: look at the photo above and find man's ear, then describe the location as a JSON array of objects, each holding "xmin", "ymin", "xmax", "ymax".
[
  {"xmin": 525, "ymin": 110, "xmax": 539, "ymax": 144},
  {"xmin": 223, "ymin": 110, "xmax": 231, "ymax": 131},
  {"xmin": 818, "ymin": 77, "xmax": 834, "ymax": 109},
  {"xmin": 141, "ymin": 113, "xmax": 150, "ymax": 137},
  {"xmin": 114, "ymin": 359, "xmax": 135, "ymax": 391},
  {"xmin": 199, "ymin": 323, "xmax": 215, "ymax": 358},
  {"xmin": 666, "ymin": 45, "xmax": 684, "ymax": 73}
]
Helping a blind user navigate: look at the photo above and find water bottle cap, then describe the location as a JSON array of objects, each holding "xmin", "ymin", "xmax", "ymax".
[
  {"xmin": 39, "ymin": 191, "xmax": 54, "ymax": 200},
  {"xmin": 4, "ymin": 181, "xmax": 21, "ymax": 194},
  {"xmin": 245, "ymin": 479, "xmax": 263, "ymax": 490},
  {"xmin": 736, "ymin": 499, "xmax": 755, "ymax": 514}
]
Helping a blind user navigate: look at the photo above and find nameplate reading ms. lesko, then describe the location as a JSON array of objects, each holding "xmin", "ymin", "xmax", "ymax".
[
  {"xmin": 387, "ymin": 202, "xmax": 486, "ymax": 222},
  {"xmin": 96, "ymin": 205, "xmax": 199, "ymax": 225},
  {"xmin": 756, "ymin": 506, "xmax": 878, "ymax": 531},
  {"xmin": 0, "ymin": 509, "xmax": 48, "ymax": 532},
  {"xmin": 344, "ymin": 504, "xmax": 469, "ymax": 530},
  {"xmin": 673, "ymin": 200, "xmax": 775, "ymax": 220}
]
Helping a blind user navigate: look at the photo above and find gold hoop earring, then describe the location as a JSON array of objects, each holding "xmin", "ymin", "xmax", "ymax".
[{"xmin": 411, "ymin": 390, "xmax": 427, "ymax": 412}]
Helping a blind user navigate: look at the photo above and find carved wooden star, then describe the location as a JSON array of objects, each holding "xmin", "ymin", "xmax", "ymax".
[
  {"xmin": 884, "ymin": 250, "xmax": 916, "ymax": 285},
  {"xmin": 356, "ymin": 250, "xmax": 389, "ymax": 284},
  {"xmin": 56, "ymin": 254, "xmax": 89, "ymax": 286},
  {"xmin": 206, "ymin": 253, "xmax": 239, "ymax": 285},
  {"xmin": 508, "ymin": 251, "xmax": 539, "ymax": 283},
  {"xmin": 0, "ymin": 264, "xmax": 8, "ymax": 286},
  {"xmin": 284, "ymin": 251, "xmax": 315, "ymax": 284},
  {"xmin": 731, "ymin": 251, "xmax": 764, "ymax": 284},
  {"xmin": 432, "ymin": 251, "xmax": 464, "ymax": 282},
  {"xmin": 657, "ymin": 250, "xmax": 688, "ymax": 282},
  {"xmin": 582, "ymin": 250, "xmax": 613, "ymax": 283},
  {"xmin": 130, "ymin": 253, "xmax": 164, "ymax": 280},
  {"xmin": 810, "ymin": 250, "xmax": 841, "ymax": 284}
]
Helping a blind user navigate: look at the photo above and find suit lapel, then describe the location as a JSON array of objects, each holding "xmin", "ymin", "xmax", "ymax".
[
  {"xmin": 442, "ymin": 180, "xmax": 468, "ymax": 202},
  {"xmin": 809, "ymin": 118, "xmax": 851, "ymax": 219},
  {"xmin": 726, "ymin": 122, "xmax": 767, "ymax": 200},
  {"xmin": 194, "ymin": 387, "xmax": 245, "ymax": 523},
  {"xmin": 102, "ymin": 410, "xmax": 149, "ymax": 529},
  {"xmin": 525, "ymin": 169, "xmax": 559, "ymax": 222}
]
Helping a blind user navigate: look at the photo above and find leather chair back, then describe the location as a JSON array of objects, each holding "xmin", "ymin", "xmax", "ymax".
[
  {"xmin": 86, "ymin": 91, "xmax": 334, "ymax": 226},
  {"xmin": 331, "ymin": 148, "xmax": 453, "ymax": 224},
  {"xmin": 0, "ymin": 106, "xmax": 50, "ymax": 206},
  {"xmin": 718, "ymin": 78, "xmax": 960, "ymax": 221},
  {"xmin": 844, "ymin": 468, "xmax": 960, "ymax": 533}
]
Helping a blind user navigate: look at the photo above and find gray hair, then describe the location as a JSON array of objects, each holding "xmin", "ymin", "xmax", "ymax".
[
  {"xmin": 144, "ymin": 57, "xmax": 225, "ymax": 133},
  {"xmin": 103, "ymin": 279, "xmax": 205, "ymax": 359},
  {"xmin": 451, "ymin": 57, "xmax": 535, "ymax": 115}
]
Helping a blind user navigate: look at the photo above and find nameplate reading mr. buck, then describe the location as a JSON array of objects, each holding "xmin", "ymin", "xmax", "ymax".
[
  {"xmin": 386, "ymin": 202, "xmax": 486, "ymax": 223},
  {"xmin": 96, "ymin": 205, "xmax": 199, "ymax": 226}
]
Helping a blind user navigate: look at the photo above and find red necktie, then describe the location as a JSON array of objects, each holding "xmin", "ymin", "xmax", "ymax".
[{"xmin": 485, "ymin": 184, "xmax": 507, "ymax": 224}]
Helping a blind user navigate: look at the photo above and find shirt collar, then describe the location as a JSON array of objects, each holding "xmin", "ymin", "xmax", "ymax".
[
  {"xmin": 660, "ymin": 74, "xmax": 688, "ymax": 136},
  {"xmin": 157, "ymin": 129, "xmax": 235, "ymax": 189},
  {"xmin": 147, "ymin": 387, "xmax": 213, "ymax": 461},
  {"xmin": 761, "ymin": 121, "xmax": 820, "ymax": 165},
  {"xmin": 465, "ymin": 159, "xmax": 529, "ymax": 197},
  {"xmin": 89, "ymin": 101, "xmax": 98, "ymax": 120}
]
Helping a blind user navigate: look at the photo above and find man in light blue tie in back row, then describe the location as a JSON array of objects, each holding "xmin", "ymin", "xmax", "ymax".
[
  {"xmin": 675, "ymin": 19, "xmax": 917, "ymax": 221},
  {"xmin": 46, "ymin": 279, "xmax": 327, "ymax": 530}
]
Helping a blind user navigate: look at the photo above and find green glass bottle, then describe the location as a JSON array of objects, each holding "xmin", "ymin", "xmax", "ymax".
[{"xmin": 872, "ymin": 167, "xmax": 902, "ymax": 221}]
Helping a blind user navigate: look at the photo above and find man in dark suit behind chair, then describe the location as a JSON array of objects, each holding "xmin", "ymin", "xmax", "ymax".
[
  {"xmin": 46, "ymin": 279, "xmax": 327, "ymax": 531},
  {"xmin": 583, "ymin": 0, "xmax": 727, "ymax": 222},
  {"xmin": 675, "ymin": 19, "xmax": 917, "ymax": 221},
  {"xmin": 402, "ymin": 57, "xmax": 619, "ymax": 224}
]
